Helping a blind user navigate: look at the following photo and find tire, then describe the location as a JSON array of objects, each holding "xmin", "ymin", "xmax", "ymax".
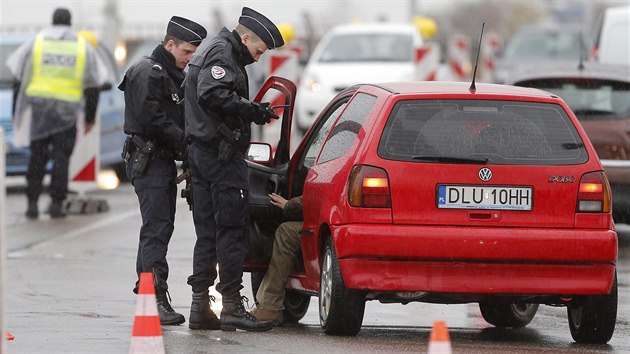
[
  {"xmin": 479, "ymin": 303, "xmax": 539, "ymax": 328},
  {"xmin": 568, "ymin": 272, "xmax": 617, "ymax": 344},
  {"xmin": 284, "ymin": 290, "xmax": 311, "ymax": 323},
  {"xmin": 319, "ymin": 238, "xmax": 366, "ymax": 336}
]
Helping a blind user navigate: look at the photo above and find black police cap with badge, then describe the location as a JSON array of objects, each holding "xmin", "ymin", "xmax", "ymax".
[
  {"xmin": 167, "ymin": 16, "xmax": 207, "ymax": 46},
  {"xmin": 238, "ymin": 7, "xmax": 284, "ymax": 49}
]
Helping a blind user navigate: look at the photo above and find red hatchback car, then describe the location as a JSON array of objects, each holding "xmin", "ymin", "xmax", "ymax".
[{"xmin": 245, "ymin": 77, "xmax": 618, "ymax": 343}]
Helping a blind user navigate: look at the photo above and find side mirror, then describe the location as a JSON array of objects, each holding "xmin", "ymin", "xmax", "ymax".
[{"xmin": 246, "ymin": 142, "xmax": 272, "ymax": 164}]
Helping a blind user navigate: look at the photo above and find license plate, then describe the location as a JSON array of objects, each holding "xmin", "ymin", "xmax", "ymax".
[{"xmin": 437, "ymin": 185, "xmax": 532, "ymax": 210}]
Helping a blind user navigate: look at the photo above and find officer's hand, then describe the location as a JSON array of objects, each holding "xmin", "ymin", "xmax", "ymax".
[{"xmin": 250, "ymin": 102, "xmax": 279, "ymax": 125}]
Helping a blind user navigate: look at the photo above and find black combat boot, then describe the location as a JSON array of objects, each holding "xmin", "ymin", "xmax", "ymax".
[
  {"xmin": 25, "ymin": 200, "xmax": 38, "ymax": 219},
  {"xmin": 156, "ymin": 291, "xmax": 185, "ymax": 325},
  {"xmin": 49, "ymin": 200, "xmax": 66, "ymax": 218},
  {"xmin": 189, "ymin": 290, "xmax": 220, "ymax": 330},
  {"xmin": 220, "ymin": 292, "xmax": 273, "ymax": 332}
]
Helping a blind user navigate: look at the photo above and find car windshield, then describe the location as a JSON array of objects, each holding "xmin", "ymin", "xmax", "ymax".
[
  {"xmin": 318, "ymin": 33, "xmax": 413, "ymax": 63},
  {"xmin": 503, "ymin": 30, "xmax": 584, "ymax": 60},
  {"xmin": 517, "ymin": 78, "xmax": 630, "ymax": 121},
  {"xmin": 378, "ymin": 99, "xmax": 588, "ymax": 165},
  {"xmin": 0, "ymin": 43, "xmax": 19, "ymax": 85}
]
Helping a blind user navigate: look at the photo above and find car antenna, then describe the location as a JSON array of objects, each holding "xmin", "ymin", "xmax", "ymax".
[{"xmin": 469, "ymin": 22, "xmax": 485, "ymax": 92}]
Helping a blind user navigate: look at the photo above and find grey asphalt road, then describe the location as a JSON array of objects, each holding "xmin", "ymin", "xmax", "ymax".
[{"xmin": 2, "ymin": 183, "xmax": 629, "ymax": 353}]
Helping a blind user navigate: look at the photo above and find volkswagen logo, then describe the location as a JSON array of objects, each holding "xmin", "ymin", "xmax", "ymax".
[{"xmin": 478, "ymin": 168, "xmax": 493, "ymax": 182}]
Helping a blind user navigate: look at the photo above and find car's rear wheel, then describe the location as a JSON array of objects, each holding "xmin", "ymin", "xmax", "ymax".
[
  {"xmin": 479, "ymin": 303, "xmax": 539, "ymax": 328},
  {"xmin": 319, "ymin": 237, "xmax": 365, "ymax": 336},
  {"xmin": 568, "ymin": 272, "xmax": 617, "ymax": 344}
]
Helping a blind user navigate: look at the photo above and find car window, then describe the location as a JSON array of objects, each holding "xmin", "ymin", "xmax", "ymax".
[
  {"xmin": 378, "ymin": 99, "xmax": 588, "ymax": 165},
  {"xmin": 303, "ymin": 102, "xmax": 347, "ymax": 168},
  {"xmin": 504, "ymin": 31, "xmax": 584, "ymax": 60},
  {"xmin": 318, "ymin": 93, "xmax": 376, "ymax": 164},
  {"xmin": 318, "ymin": 34, "xmax": 413, "ymax": 63},
  {"xmin": 519, "ymin": 79, "xmax": 630, "ymax": 120}
]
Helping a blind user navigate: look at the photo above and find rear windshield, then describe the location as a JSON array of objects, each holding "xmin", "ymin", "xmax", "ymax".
[
  {"xmin": 378, "ymin": 100, "xmax": 588, "ymax": 165},
  {"xmin": 517, "ymin": 79, "xmax": 630, "ymax": 121}
]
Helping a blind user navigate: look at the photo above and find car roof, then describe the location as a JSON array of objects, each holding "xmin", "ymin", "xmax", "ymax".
[
  {"xmin": 506, "ymin": 62, "xmax": 630, "ymax": 84},
  {"xmin": 356, "ymin": 81, "xmax": 555, "ymax": 99}
]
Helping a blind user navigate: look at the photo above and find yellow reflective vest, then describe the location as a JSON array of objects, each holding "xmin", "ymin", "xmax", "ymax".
[{"xmin": 25, "ymin": 33, "xmax": 87, "ymax": 103}]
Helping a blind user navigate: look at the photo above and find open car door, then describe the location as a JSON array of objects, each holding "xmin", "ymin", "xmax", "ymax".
[{"xmin": 245, "ymin": 76, "xmax": 296, "ymax": 270}]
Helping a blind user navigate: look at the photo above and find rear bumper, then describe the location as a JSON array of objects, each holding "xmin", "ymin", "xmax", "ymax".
[{"xmin": 332, "ymin": 224, "xmax": 617, "ymax": 295}]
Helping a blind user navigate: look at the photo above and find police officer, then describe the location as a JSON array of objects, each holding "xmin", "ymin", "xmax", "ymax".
[
  {"xmin": 119, "ymin": 16, "xmax": 206, "ymax": 325},
  {"xmin": 184, "ymin": 7, "xmax": 284, "ymax": 332},
  {"xmin": 6, "ymin": 8, "xmax": 105, "ymax": 218}
]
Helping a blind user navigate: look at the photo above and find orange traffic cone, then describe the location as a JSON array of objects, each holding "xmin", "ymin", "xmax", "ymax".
[
  {"xmin": 129, "ymin": 272, "xmax": 165, "ymax": 354},
  {"xmin": 6, "ymin": 330, "xmax": 14, "ymax": 340},
  {"xmin": 427, "ymin": 320, "xmax": 452, "ymax": 354}
]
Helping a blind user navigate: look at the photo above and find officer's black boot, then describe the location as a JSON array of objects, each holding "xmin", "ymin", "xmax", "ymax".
[
  {"xmin": 25, "ymin": 199, "xmax": 38, "ymax": 219},
  {"xmin": 189, "ymin": 290, "xmax": 220, "ymax": 330},
  {"xmin": 220, "ymin": 292, "xmax": 273, "ymax": 332},
  {"xmin": 156, "ymin": 291, "xmax": 185, "ymax": 325},
  {"xmin": 49, "ymin": 199, "xmax": 66, "ymax": 218}
]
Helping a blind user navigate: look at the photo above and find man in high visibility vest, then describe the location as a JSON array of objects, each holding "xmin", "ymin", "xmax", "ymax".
[{"xmin": 6, "ymin": 8, "xmax": 106, "ymax": 218}]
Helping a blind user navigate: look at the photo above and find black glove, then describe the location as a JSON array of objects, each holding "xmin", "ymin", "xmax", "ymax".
[{"xmin": 250, "ymin": 102, "xmax": 279, "ymax": 125}]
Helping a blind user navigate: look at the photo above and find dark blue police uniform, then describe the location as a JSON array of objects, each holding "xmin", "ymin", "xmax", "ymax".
[
  {"xmin": 184, "ymin": 7, "xmax": 284, "ymax": 332},
  {"xmin": 118, "ymin": 16, "xmax": 206, "ymax": 326}
]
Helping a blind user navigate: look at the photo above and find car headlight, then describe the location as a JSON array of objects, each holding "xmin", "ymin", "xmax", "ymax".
[{"xmin": 303, "ymin": 77, "xmax": 321, "ymax": 92}]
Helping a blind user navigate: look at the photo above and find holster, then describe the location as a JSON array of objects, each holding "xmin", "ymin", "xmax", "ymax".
[
  {"xmin": 128, "ymin": 135, "xmax": 156, "ymax": 175},
  {"xmin": 217, "ymin": 124, "xmax": 241, "ymax": 165}
]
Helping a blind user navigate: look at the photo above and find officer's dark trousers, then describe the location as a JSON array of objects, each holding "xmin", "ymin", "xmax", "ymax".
[
  {"xmin": 26, "ymin": 126, "xmax": 76, "ymax": 203},
  {"xmin": 187, "ymin": 143, "xmax": 249, "ymax": 296},
  {"xmin": 127, "ymin": 157, "xmax": 177, "ymax": 294}
]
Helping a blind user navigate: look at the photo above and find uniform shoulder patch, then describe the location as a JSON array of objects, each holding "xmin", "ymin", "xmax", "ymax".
[
  {"xmin": 211, "ymin": 65, "xmax": 226, "ymax": 79},
  {"xmin": 152, "ymin": 64, "xmax": 163, "ymax": 71}
]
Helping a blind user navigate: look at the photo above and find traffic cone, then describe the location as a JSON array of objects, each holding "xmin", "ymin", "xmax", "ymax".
[
  {"xmin": 427, "ymin": 320, "xmax": 452, "ymax": 354},
  {"xmin": 6, "ymin": 330, "xmax": 14, "ymax": 340},
  {"xmin": 129, "ymin": 272, "xmax": 165, "ymax": 354}
]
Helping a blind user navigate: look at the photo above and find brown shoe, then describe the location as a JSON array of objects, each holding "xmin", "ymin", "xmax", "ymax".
[{"xmin": 251, "ymin": 307, "xmax": 284, "ymax": 327}]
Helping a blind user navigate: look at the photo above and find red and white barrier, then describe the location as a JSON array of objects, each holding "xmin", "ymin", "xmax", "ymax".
[
  {"xmin": 416, "ymin": 42, "xmax": 441, "ymax": 81},
  {"xmin": 448, "ymin": 34, "xmax": 471, "ymax": 81},
  {"xmin": 479, "ymin": 31, "xmax": 502, "ymax": 83}
]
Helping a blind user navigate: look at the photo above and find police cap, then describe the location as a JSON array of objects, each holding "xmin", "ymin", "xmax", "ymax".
[
  {"xmin": 166, "ymin": 16, "xmax": 207, "ymax": 46},
  {"xmin": 238, "ymin": 7, "xmax": 284, "ymax": 49}
]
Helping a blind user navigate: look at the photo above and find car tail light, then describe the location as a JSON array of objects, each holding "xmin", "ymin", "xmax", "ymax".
[
  {"xmin": 576, "ymin": 171, "xmax": 611, "ymax": 213},
  {"xmin": 348, "ymin": 165, "xmax": 391, "ymax": 208}
]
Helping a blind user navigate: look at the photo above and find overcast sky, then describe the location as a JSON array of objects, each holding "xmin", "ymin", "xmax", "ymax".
[{"xmin": 0, "ymin": 0, "xmax": 453, "ymax": 28}]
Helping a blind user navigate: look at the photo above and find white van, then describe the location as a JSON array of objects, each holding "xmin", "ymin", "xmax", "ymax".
[
  {"xmin": 591, "ymin": 5, "xmax": 630, "ymax": 65},
  {"xmin": 294, "ymin": 23, "xmax": 426, "ymax": 133}
]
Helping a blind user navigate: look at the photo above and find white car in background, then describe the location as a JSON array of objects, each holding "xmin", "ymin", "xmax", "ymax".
[{"xmin": 295, "ymin": 23, "xmax": 425, "ymax": 133}]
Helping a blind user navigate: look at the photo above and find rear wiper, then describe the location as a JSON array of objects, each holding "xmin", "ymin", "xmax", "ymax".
[{"xmin": 411, "ymin": 155, "xmax": 488, "ymax": 164}]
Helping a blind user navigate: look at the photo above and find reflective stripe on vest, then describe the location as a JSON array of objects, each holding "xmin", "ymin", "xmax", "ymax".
[{"xmin": 25, "ymin": 34, "xmax": 87, "ymax": 103}]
